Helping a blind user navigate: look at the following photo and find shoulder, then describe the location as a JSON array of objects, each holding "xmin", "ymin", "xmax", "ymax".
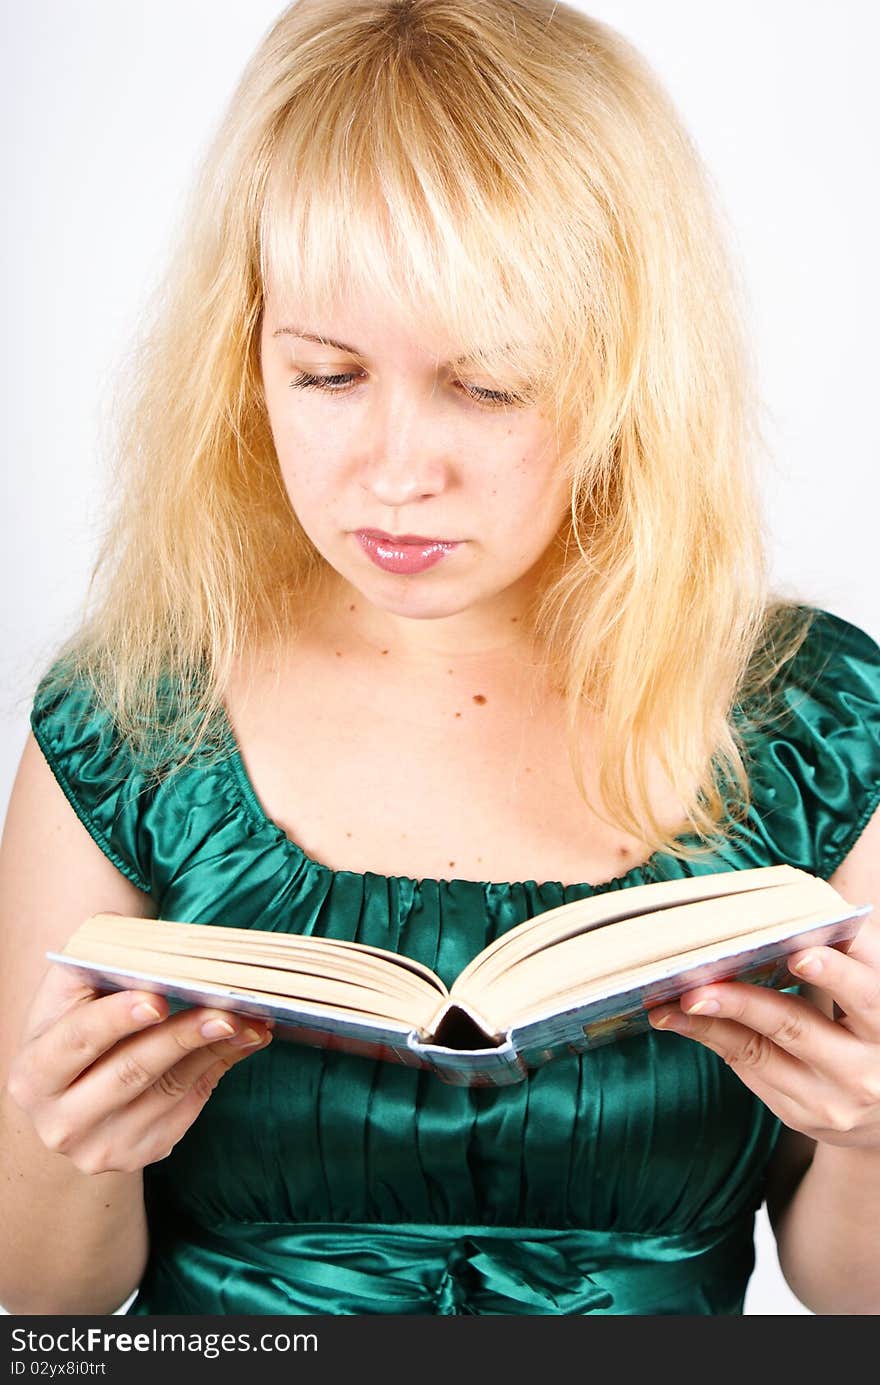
[
  {"xmin": 737, "ymin": 605, "xmax": 880, "ymax": 882},
  {"xmin": 28, "ymin": 663, "xmax": 155, "ymax": 895},
  {"xmin": 760, "ymin": 604, "xmax": 880, "ymax": 706},
  {"xmin": 28, "ymin": 658, "xmax": 246, "ymax": 906}
]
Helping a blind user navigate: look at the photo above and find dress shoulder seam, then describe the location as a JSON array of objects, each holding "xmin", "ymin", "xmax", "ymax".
[
  {"xmin": 30, "ymin": 713, "xmax": 153, "ymax": 895},
  {"xmin": 819, "ymin": 778, "xmax": 880, "ymax": 881}
]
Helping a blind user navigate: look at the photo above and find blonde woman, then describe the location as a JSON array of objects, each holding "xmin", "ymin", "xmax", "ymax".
[{"xmin": 1, "ymin": 0, "xmax": 879, "ymax": 1317}]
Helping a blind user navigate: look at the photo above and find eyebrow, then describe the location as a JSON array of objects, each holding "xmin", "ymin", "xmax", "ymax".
[
  {"xmin": 271, "ymin": 325, "xmax": 482, "ymax": 368},
  {"xmin": 272, "ymin": 327, "xmax": 362, "ymax": 354}
]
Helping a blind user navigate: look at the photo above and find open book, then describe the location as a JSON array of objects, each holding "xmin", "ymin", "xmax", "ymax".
[{"xmin": 48, "ymin": 865, "xmax": 869, "ymax": 1087}]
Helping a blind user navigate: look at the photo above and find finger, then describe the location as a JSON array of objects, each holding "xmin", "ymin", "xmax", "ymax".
[
  {"xmin": 25, "ymin": 960, "xmax": 145, "ymax": 1042},
  {"xmin": 19, "ymin": 987, "xmax": 263, "ymax": 1103},
  {"xmin": 114, "ymin": 1028, "xmax": 273, "ymax": 1140},
  {"xmin": 30, "ymin": 1020, "xmax": 272, "ymax": 1167},
  {"xmin": 68, "ymin": 1037, "xmax": 272, "ymax": 1174},
  {"xmin": 788, "ymin": 942, "xmax": 880, "ymax": 1044},
  {"xmin": 123, "ymin": 1056, "xmax": 238, "ymax": 1167},
  {"xmin": 657, "ymin": 980, "xmax": 859, "ymax": 1071},
  {"xmin": 55, "ymin": 1008, "xmax": 274, "ymax": 1122},
  {"xmin": 14, "ymin": 987, "xmax": 173, "ymax": 1101},
  {"xmin": 26, "ymin": 918, "xmax": 164, "ymax": 1035},
  {"xmin": 650, "ymin": 1009, "xmax": 879, "ymax": 1142},
  {"xmin": 53, "ymin": 1055, "xmax": 235, "ymax": 1175},
  {"xmin": 649, "ymin": 1008, "xmax": 818, "ymax": 1117}
]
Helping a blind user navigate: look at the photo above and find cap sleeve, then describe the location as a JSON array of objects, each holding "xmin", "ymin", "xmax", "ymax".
[
  {"xmin": 742, "ymin": 608, "xmax": 880, "ymax": 880},
  {"xmin": 30, "ymin": 669, "xmax": 154, "ymax": 895}
]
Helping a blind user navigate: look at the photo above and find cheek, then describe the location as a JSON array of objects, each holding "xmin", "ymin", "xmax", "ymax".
[
  {"xmin": 274, "ymin": 437, "xmax": 341, "ymax": 519},
  {"xmin": 498, "ymin": 446, "xmax": 569, "ymax": 529},
  {"xmin": 263, "ymin": 385, "xmax": 344, "ymax": 511}
]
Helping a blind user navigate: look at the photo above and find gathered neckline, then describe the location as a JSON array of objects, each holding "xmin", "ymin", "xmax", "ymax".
[{"xmin": 214, "ymin": 702, "xmax": 686, "ymax": 897}]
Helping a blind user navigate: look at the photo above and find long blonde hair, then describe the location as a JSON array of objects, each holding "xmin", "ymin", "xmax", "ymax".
[{"xmin": 34, "ymin": 0, "xmax": 813, "ymax": 860}]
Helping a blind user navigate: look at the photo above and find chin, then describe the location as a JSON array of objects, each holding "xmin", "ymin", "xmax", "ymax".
[
  {"xmin": 357, "ymin": 576, "xmax": 484, "ymax": 622},
  {"xmin": 368, "ymin": 592, "xmax": 474, "ymax": 621}
]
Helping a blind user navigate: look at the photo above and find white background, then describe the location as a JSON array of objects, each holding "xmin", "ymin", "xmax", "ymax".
[{"xmin": 2, "ymin": 0, "xmax": 878, "ymax": 1317}]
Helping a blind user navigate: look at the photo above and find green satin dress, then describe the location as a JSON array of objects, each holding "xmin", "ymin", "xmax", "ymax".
[{"xmin": 29, "ymin": 608, "xmax": 880, "ymax": 1315}]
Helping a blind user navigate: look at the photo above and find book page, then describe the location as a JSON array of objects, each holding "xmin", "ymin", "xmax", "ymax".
[
  {"xmin": 453, "ymin": 864, "xmax": 806, "ymax": 992},
  {"xmin": 56, "ymin": 936, "xmax": 442, "ymax": 1030},
  {"xmin": 503, "ymin": 906, "xmax": 868, "ymax": 1040},
  {"xmin": 454, "ymin": 877, "xmax": 849, "ymax": 1027},
  {"xmin": 78, "ymin": 914, "xmax": 446, "ymax": 991}
]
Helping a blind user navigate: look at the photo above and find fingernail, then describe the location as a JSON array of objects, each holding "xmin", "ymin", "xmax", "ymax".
[
  {"xmin": 132, "ymin": 1001, "xmax": 162, "ymax": 1023},
  {"xmin": 228, "ymin": 1026, "xmax": 264, "ymax": 1048},
  {"xmin": 685, "ymin": 998, "xmax": 720, "ymax": 1015},
  {"xmin": 792, "ymin": 954, "xmax": 821, "ymax": 977},
  {"xmin": 201, "ymin": 1017, "xmax": 237, "ymax": 1039},
  {"xmin": 649, "ymin": 1009, "xmax": 676, "ymax": 1028}
]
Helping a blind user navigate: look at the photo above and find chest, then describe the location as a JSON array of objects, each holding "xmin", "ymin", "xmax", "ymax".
[{"xmin": 222, "ymin": 647, "xmax": 683, "ymax": 887}]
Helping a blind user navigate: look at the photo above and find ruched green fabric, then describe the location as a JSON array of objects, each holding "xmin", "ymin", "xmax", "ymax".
[{"xmin": 29, "ymin": 608, "xmax": 880, "ymax": 1315}]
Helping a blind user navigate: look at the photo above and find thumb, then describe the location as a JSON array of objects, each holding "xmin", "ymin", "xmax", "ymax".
[
  {"xmin": 26, "ymin": 962, "xmax": 104, "ymax": 1039},
  {"xmin": 26, "ymin": 912, "xmax": 126, "ymax": 1036}
]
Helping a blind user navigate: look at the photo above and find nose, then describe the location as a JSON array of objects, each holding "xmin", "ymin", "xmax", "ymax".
[{"xmin": 358, "ymin": 387, "xmax": 449, "ymax": 507}]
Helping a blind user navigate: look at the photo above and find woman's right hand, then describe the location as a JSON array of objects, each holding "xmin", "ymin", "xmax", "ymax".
[{"xmin": 5, "ymin": 960, "xmax": 273, "ymax": 1175}]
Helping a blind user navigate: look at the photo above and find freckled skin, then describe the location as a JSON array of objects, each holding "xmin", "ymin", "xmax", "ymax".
[{"xmin": 472, "ymin": 694, "xmax": 487, "ymax": 705}]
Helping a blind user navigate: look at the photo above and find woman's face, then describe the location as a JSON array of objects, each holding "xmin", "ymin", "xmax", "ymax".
[{"xmin": 260, "ymin": 285, "xmax": 569, "ymax": 625}]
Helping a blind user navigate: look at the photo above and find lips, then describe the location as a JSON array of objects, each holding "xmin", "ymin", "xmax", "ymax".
[
  {"xmin": 354, "ymin": 529, "xmax": 461, "ymax": 575},
  {"xmin": 360, "ymin": 530, "xmax": 455, "ymax": 545}
]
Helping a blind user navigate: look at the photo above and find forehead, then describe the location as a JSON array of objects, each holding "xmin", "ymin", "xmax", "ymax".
[
  {"xmin": 263, "ymin": 276, "xmax": 478, "ymax": 365},
  {"xmin": 260, "ymin": 272, "xmax": 544, "ymax": 394}
]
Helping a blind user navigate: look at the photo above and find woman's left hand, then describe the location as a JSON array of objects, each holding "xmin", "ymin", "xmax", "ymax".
[{"xmin": 647, "ymin": 923, "xmax": 880, "ymax": 1150}]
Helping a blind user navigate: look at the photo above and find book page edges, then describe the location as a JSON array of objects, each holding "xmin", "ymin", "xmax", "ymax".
[
  {"xmin": 68, "ymin": 866, "xmax": 808, "ymax": 1042},
  {"xmin": 55, "ymin": 937, "xmax": 441, "ymax": 1026},
  {"xmin": 396, "ymin": 906, "xmax": 868, "ymax": 1082},
  {"xmin": 45, "ymin": 953, "xmax": 461, "ymax": 1052},
  {"xmin": 78, "ymin": 915, "xmax": 448, "ymax": 994},
  {"xmin": 46, "ymin": 954, "xmax": 417, "ymax": 1040},
  {"xmin": 454, "ymin": 876, "xmax": 848, "ymax": 1020},
  {"xmin": 501, "ymin": 903, "xmax": 869, "ymax": 1040},
  {"xmin": 453, "ymin": 863, "xmax": 807, "ymax": 990}
]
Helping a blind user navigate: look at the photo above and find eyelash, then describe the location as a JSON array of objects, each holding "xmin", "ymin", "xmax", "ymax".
[{"xmin": 288, "ymin": 370, "xmax": 521, "ymax": 408}]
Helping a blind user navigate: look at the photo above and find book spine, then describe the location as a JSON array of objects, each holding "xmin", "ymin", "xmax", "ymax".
[{"xmin": 404, "ymin": 1033, "xmax": 528, "ymax": 1087}]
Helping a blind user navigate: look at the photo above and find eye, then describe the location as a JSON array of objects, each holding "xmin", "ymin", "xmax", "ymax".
[
  {"xmin": 287, "ymin": 369, "xmax": 523, "ymax": 407},
  {"xmin": 455, "ymin": 380, "xmax": 523, "ymax": 408},
  {"xmin": 288, "ymin": 370, "xmax": 362, "ymax": 392}
]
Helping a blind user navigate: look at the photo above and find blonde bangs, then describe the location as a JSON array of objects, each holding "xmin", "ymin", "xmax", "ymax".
[{"xmin": 258, "ymin": 4, "xmax": 596, "ymax": 396}]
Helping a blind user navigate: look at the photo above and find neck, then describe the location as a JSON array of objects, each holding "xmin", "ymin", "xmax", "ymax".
[{"xmin": 314, "ymin": 571, "xmax": 549, "ymax": 670}]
